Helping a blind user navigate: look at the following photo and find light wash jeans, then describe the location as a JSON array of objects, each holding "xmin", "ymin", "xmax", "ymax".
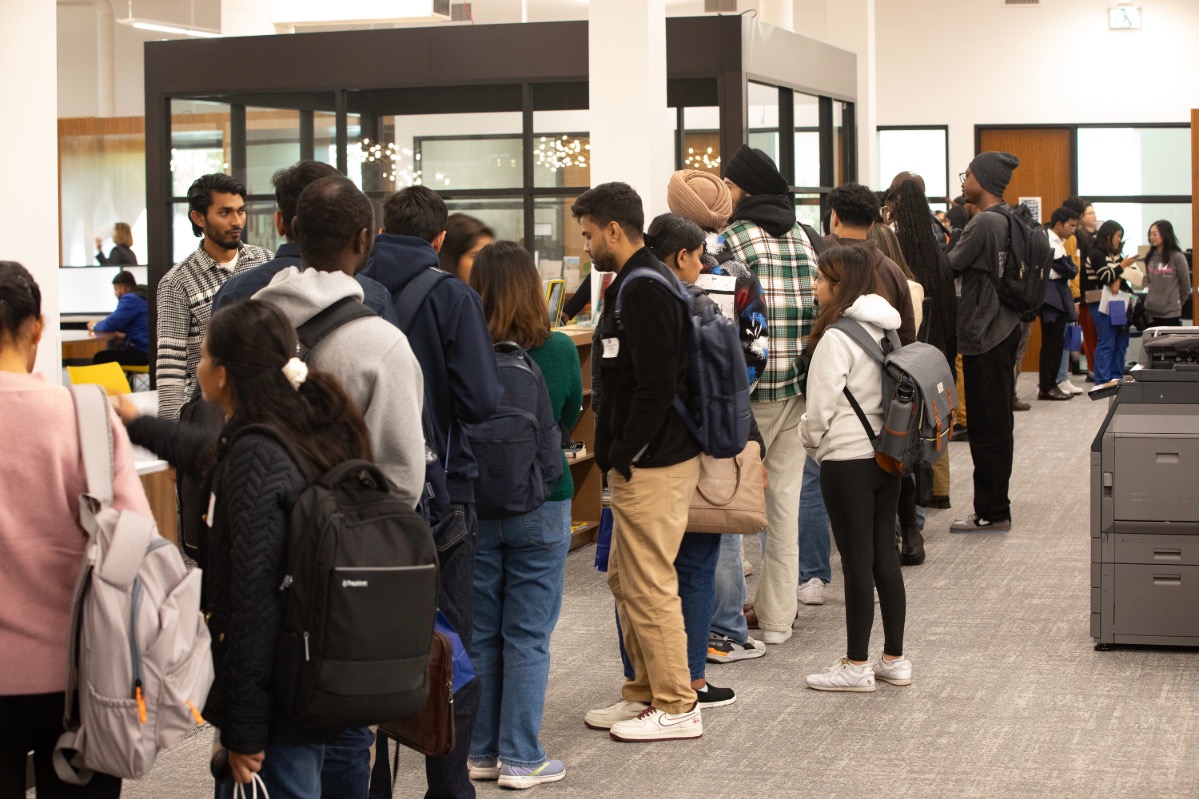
[
  {"xmin": 797, "ymin": 455, "xmax": 832, "ymax": 584},
  {"xmin": 469, "ymin": 499, "xmax": 570, "ymax": 767},
  {"xmin": 711, "ymin": 533, "xmax": 749, "ymax": 643},
  {"xmin": 215, "ymin": 741, "xmax": 325, "ymax": 799}
]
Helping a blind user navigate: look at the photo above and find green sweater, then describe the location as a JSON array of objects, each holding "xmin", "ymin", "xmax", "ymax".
[{"xmin": 528, "ymin": 331, "xmax": 583, "ymax": 502}]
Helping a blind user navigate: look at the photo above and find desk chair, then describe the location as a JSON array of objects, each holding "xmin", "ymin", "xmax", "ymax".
[{"xmin": 66, "ymin": 362, "xmax": 132, "ymax": 396}]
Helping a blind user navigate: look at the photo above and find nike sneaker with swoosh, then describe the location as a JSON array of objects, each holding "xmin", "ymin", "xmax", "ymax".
[{"xmin": 609, "ymin": 705, "xmax": 703, "ymax": 742}]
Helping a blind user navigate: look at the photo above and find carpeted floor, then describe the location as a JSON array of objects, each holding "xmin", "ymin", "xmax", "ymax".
[{"xmin": 101, "ymin": 374, "xmax": 1199, "ymax": 799}]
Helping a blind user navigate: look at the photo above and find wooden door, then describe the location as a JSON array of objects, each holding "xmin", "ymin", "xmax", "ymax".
[{"xmin": 978, "ymin": 127, "xmax": 1073, "ymax": 373}]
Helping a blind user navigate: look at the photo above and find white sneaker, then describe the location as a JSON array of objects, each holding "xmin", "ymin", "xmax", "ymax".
[
  {"xmin": 608, "ymin": 705, "xmax": 702, "ymax": 742},
  {"xmin": 1058, "ymin": 379, "xmax": 1084, "ymax": 395},
  {"xmin": 583, "ymin": 699, "xmax": 649, "ymax": 730},
  {"xmin": 798, "ymin": 578, "xmax": 826, "ymax": 605},
  {"xmin": 805, "ymin": 657, "xmax": 876, "ymax": 692},
  {"xmin": 757, "ymin": 627, "xmax": 793, "ymax": 645},
  {"xmin": 872, "ymin": 653, "xmax": 913, "ymax": 686}
]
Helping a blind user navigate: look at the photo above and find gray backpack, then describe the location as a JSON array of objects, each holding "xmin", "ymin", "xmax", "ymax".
[
  {"xmin": 832, "ymin": 319, "xmax": 956, "ymax": 477},
  {"xmin": 53, "ymin": 385, "xmax": 214, "ymax": 784}
]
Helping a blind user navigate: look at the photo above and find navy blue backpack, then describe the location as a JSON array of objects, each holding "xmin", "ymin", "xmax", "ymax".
[
  {"xmin": 463, "ymin": 342, "xmax": 564, "ymax": 520},
  {"xmin": 615, "ymin": 267, "xmax": 752, "ymax": 459}
]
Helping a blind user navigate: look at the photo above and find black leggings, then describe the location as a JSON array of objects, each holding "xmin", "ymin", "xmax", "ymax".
[
  {"xmin": 821, "ymin": 458, "xmax": 906, "ymax": 662},
  {"xmin": 0, "ymin": 692, "xmax": 121, "ymax": 797}
]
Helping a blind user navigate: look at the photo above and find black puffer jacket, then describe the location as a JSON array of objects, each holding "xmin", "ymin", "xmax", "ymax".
[{"xmin": 126, "ymin": 418, "xmax": 327, "ymax": 753}]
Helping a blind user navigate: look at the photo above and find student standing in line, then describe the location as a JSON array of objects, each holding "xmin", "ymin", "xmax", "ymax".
[
  {"xmin": 1143, "ymin": 220, "xmax": 1191, "ymax": 327},
  {"xmin": 440, "ymin": 213, "xmax": 496, "ymax": 284},
  {"xmin": 799, "ymin": 246, "xmax": 911, "ymax": 692},
  {"xmin": 1037, "ymin": 207, "xmax": 1081, "ymax": 402},
  {"xmin": 120, "ymin": 300, "xmax": 371, "ymax": 798},
  {"xmin": 0, "ymin": 262, "xmax": 148, "ymax": 798},
  {"xmin": 464, "ymin": 241, "xmax": 580, "ymax": 790},
  {"xmin": 1087, "ymin": 220, "xmax": 1138, "ymax": 389}
]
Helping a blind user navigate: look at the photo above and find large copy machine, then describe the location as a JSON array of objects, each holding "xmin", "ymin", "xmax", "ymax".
[{"xmin": 1091, "ymin": 327, "xmax": 1199, "ymax": 649}]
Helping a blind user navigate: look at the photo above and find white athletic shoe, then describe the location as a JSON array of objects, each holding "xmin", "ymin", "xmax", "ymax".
[
  {"xmin": 757, "ymin": 627, "xmax": 793, "ymax": 645},
  {"xmin": 1058, "ymin": 379, "xmax": 1084, "ymax": 395},
  {"xmin": 608, "ymin": 705, "xmax": 703, "ymax": 742},
  {"xmin": 872, "ymin": 653, "xmax": 913, "ymax": 686},
  {"xmin": 805, "ymin": 657, "xmax": 876, "ymax": 692},
  {"xmin": 798, "ymin": 577, "xmax": 826, "ymax": 605},
  {"xmin": 583, "ymin": 699, "xmax": 649, "ymax": 730}
]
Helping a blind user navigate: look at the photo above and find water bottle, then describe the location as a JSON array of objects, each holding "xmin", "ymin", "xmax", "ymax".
[{"xmin": 877, "ymin": 382, "xmax": 915, "ymax": 475}]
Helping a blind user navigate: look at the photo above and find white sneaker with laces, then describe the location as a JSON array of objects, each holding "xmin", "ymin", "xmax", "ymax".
[
  {"xmin": 805, "ymin": 657, "xmax": 876, "ymax": 692},
  {"xmin": 798, "ymin": 578, "xmax": 826, "ymax": 605},
  {"xmin": 608, "ymin": 705, "xmax": 703, "ymax": 742},
  {"xmin": 872, "ymin": 653, "xmax": 913, "ymax": 686},
  {"xmin": 583, "ymin": 699, "xmax": 649, "ymax": 730}
]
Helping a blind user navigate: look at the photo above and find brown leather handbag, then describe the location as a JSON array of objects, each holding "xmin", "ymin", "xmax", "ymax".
[
  {"xmin": 379, "ymin": 630, "xmax": 455, "ymax": 757},
  {"xmin": 686, "ymin": 443, "xmax": 767, "ymax": 535}
]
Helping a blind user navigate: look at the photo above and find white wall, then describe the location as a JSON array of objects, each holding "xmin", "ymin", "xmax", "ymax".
[{"xmin": 874, "ymin": 0, "xmax": 1199, "ymax": 188}]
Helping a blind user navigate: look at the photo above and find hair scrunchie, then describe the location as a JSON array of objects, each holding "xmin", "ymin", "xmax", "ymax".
[{"xmin": 281, "ymin": 357, "xmax": 308, "ymax": 390}]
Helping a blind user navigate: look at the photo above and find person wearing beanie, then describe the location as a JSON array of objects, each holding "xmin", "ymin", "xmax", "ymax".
[
  {"xmin": 667, "ymin": 169, "xmax": 771, "ymax": 664},
  {"xmin": 947, "ymin": 152, "xmax": 1022, "ymax": 534},
  {"xmin": 719, "ymin": 145, "xmax": 818, "ymax": 645}
]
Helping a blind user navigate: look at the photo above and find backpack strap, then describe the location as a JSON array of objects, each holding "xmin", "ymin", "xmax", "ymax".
[
  {"xmin": 841, "ymin": 387, "xmax": 878, "ymax": 444},
  {"xmin": 70, "ymin": 384, "xmax": 115, "ymax": 519},
  {"xmin": 297, "ymin": 296, "xmax": 378, "ymax": 360},
  {"xmin": 828, "ymin": 318, "xmax": 899, "ymax": 444},
  {"xmin": 396, "ymin": 267, "xmax": 454, "ymax": 334},
  {"xmin": 799, "ymin": 222, "xmax": 827, "ymax": 256}
]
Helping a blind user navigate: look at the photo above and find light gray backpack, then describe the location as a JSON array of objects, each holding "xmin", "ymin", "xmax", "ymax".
[{"xmin": 53, "ymin": 385, "xmax": 214, "ymax": 784}]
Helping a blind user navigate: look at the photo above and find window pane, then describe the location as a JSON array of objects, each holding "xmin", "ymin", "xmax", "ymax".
[
  {"xmin": 833, "ymin": 101, "xmax": 847, "ymax": 186},
  {"xmin": 442, "ymin": 196, "xmax": 524, "ymax": 245},
  {"xmin": 60, "ymin": 131, "xmax": 146, "ymax": 266},
  {"xmin": 794, "ymin": 92, "xmax": 821, "ymax": 188},
  {"xmin": 795, "ymin": 193, "xmax": 823, "ymax": 232},
  {"xmin": 364, "ymin": 112, "xmax": 523, "ymax": 192},
  {"xmin": 748, "ymin": 82, "xmax": 779, "ymax": 165},
  {"xmin": 877, "ymin": 128, "xmax": 949, "ymax": 199},
  {"xmin": 172, "ymin": 203, "xmax": 200, "ymax": 263},
  {"xmin": 1078, "ymin": 127, "xmax": 1191, "ymax": 197},
  {"xmin": 245, "ymin": 108, "xmax": 301, "ymax": 196},
  {"xmin": 533, "ymin": 197, "xmax": 589, "ymax": 291},
  {"xmin": 1092, "ymin": 202, "xmax": 1193, "ymax": 253},
  {"xmin": 317, "ymin": 112, "xmax": 363, "ymax": 187},
  {"xmin": 244, "ymin": 199, "xmax": 283, "ymax": 255},
  {"xmin": 171, "ymin": 100, "xmax": 230, "ymax": 197},
  {"xmin": 682, "ymin": 106, "xmax": 721, "ymax": 175},
  {"xmin": 534, "ymin": 110, "xmax": 590, "ymax": 188}
]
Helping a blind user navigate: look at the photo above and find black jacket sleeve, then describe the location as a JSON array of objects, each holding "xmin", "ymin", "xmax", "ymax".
[
  {"xmin": 446, "ymin": 290, "xmax": 504, "ymax": 425},
  {"xmin": 126, "ymin": 415, "xmax": 218, "ymax": 479},
  {"xmin": 215, "ymin": 436, "xmax": 303, "ymax": 755}
]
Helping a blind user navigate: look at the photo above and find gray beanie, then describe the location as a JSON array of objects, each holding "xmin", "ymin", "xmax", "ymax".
[{"xmin": 969, "ymin": 151, "xmax": 1019, "ymax": 197}]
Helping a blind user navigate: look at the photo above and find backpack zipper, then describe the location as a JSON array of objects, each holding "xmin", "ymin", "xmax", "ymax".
[{"xmin": 130, "ymin": 577, "xmax": 146, "ymax": 723}]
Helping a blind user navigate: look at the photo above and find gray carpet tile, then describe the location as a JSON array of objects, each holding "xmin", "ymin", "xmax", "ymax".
[{"xmin": 101, "ymin": 375, "xmax": 1199, "ymax": 799}]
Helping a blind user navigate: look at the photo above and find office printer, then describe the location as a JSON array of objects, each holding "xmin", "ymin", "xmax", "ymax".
[{"xmin": 1091, "ymin": 327, "xmax": 1199, "ymax": 649}]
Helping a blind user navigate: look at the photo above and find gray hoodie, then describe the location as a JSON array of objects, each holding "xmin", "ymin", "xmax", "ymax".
[{"xmin": 255, "ymin": 267, "xmax": 425, "ymax": 509}]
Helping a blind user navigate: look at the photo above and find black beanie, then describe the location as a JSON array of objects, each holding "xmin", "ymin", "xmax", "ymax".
[
  {"xmin": 724, "ymin": 145, "xmax": 790, "ymax": 196},
  {"xmin": 969, "ymin": 151, "xmax": 1019, "ymax": 197}
]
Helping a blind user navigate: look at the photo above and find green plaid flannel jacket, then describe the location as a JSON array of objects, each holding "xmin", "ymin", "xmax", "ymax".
[{"xmin": 722, "ymin": 220, "xmax": 817, "ymax": 401}]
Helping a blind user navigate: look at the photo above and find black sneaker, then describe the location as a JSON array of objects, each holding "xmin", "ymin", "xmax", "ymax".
[{"xmin": 695, "ymin": 682, "xmax": 736, "ymax": 708}]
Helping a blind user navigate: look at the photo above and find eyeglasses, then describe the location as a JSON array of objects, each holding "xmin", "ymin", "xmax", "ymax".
[{"xmin": 959, "ymin": 171, "xmax": 970, "ymax": 184}]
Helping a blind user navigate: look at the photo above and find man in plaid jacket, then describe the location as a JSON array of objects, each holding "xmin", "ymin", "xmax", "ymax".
[{"xmin": 720, "ymin": 145, "xmax": 818, "ymax": 645}]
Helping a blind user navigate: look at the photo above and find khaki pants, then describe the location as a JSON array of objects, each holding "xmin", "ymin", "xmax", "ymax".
[
  {"xmin": 954, "ymin": 353, "xmax": 967, "ymax": 428},
  {"xmin": 933, "ymin": 450, "xmax": 951, "ymax": 498},
  {"xmin": 607, "ymin": 457, "xmax": 701, "ymax": 714},
  {"xmin": 750, "ymin": 396, "xmax": 806, "ymax": 633}
]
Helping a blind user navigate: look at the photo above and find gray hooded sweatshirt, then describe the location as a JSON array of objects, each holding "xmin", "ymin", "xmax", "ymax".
[{"xmin": 255, "ymin": 266, "xmax": 425, "ymax": 509}]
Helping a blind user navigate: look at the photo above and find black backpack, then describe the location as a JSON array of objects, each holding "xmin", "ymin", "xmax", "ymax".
[
  {"xmin": 463, "ymin": 342, "xmax": 564, "ymax": 520},
  {"xmin": 987, "ymin": 203, "xmax": 1053, "ymax": 322},
  {"xmin": 244, "ymin": 427, "xmax": 440, "ymax": 730}
]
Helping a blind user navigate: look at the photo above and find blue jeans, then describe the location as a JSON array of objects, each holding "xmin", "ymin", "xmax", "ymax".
[
  {"xmin": 469, "ymin": 500, "xmax": 570, "ymax": 767},
  {"xmin": 1057, "ymin": 346, "xmax": 1070, "ymax": 384},
  {"xmin": 618, "ymin": 532, "xmax": 720, "ymax": 682},
  {"xmin": 320, "ymin": 726, "xmax": 374, "ymax": 799},
  {"xmin": 710, "ymin": 533, "xmax": 748, "ymax": 643},
  {"xmin": 1091, "ymin": 301, "xmax": 1130, "ymax": 384},
  {"xmin": 798, "ymin": 456, "xmax": 832, "ymax": 584},
  {"xmin": 215, "ymin": 742, "xmax": 325, "ymax": 799}
]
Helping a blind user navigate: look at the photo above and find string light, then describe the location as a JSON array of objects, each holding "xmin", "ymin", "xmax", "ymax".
[
  {"xmin": 534, "ymin": 135, "xmax": 589, "ymax": 173},
  {"xmin": 684, "ymin": 146, "xmax": 721, "ymax": 171}
]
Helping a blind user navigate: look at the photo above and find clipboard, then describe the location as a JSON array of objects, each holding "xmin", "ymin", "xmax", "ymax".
[{"xmin": 545, "ymin": 279, "xmax": 565, "ymax": 326}]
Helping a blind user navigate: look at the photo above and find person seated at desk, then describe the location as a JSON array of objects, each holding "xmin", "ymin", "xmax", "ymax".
[{"xmin": 88, "ymin": 270, "xmax": 149, "ymax": 367}]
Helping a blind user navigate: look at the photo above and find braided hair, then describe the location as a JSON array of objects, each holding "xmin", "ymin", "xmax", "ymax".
[{"xmin": 891, "ymin": 180, "xmax": 956, "ymax": 356}]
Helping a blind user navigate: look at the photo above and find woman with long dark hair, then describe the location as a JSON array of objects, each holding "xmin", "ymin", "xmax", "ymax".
[
  {"xmin": 120, "ymin": 300, "xmax": 371, "ymax": 797},
  {"xmin": 1143, "ymin": 219, "xmax": 1191, "ymax": 327},
  {"xmin": 1086, "ymin": 220, "xmax": 1138, "ymax": 388},
  {"xmin": 466, "ymin": 241, "xmax": 580, "ymax": 789},
  {"xmin": 439, "ymin": 213, "xmax": 496, "ymax": 283},
  {"xmin": 0, "ymin": 262, "xmax": 148, "ymax": 797},
  {"xmin": 800, "ymin": 246, "xmax": 910, "ymax": 692}
]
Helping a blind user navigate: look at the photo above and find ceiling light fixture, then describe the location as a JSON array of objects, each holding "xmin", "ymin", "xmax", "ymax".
[{"xmin": 117, "ymin": 0, "xmax": 222, "ymax": 38}]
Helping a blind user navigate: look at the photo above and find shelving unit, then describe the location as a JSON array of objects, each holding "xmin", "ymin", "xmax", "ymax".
[{"xmin": 559, "ymin": 325, "xmax": 601, "ymax": 551}]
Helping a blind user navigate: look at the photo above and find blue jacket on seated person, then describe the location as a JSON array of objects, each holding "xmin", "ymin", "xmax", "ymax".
[
  {"xmin": 211, "ymin": 241, "xmax": 398, "ymax": 324},
  {"xmin": 93, "ymin": 290, "xmax": 149, "ymax": 352}
]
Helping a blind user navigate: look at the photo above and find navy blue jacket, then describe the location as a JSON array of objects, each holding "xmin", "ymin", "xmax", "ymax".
[
  {"xmin": 94, "ymin": 291, "xmax": 149, "ymax": 352},
  {"xmin": 363, "ymin": 234, "xmax": 502, "ymax": 505},
  {"xmin": 212, "ymin": 242, "xmax": 398, "ymax": 325}
]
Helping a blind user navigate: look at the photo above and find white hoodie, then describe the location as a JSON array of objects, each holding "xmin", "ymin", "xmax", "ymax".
[
  {"xmin": 254, "ymin": 267, "xmax": 426, "ymax": 508},
  {"xmin": 800, "ymin": 294, "xmax": 902, "ymax": 464}
]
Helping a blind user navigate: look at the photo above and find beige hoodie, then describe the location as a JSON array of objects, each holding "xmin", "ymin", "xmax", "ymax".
[{"xmin": 800, "ymin": 293, "xmax": 902, "ymax": 464}]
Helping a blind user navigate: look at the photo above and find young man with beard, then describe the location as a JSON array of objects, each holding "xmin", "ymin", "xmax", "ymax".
[
  {"xmin": 574, "ymin": 182, "xmax": 704, "ymax": 742},
  {"xmin": 720, "ymin": 145, "xmax": 817, "ymax": 645},
  {"xmin": 156, "ymin": 173, "xmax": 272, "ymax": 420}
]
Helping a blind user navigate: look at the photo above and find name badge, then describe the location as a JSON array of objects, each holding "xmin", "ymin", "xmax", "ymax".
[{"xmin": 602, "ymin": 337, "xmax": 620, "ymax": 358}]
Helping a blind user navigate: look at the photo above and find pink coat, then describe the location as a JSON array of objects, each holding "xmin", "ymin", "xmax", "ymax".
[{"xmin": 0, "ymin": 371, "xmax": 151, "ymax": 696}]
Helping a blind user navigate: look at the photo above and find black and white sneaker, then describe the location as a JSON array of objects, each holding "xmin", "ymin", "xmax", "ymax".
[
  {"xmin": 949, "ymin": 514, "xmax": 1011, "ymax": 533},
  {"xmin": 695, "ymin": 682, "xmax": 736, "ymax": 708},
  {"xmin": 707, "ymin": 633, "xmax": 766, "ymax": 664}
]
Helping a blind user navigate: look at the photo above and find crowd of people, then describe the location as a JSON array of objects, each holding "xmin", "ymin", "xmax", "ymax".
[{"xmin": 1, "ymin": 140, "xmax": 1190, "ymax": 797}]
